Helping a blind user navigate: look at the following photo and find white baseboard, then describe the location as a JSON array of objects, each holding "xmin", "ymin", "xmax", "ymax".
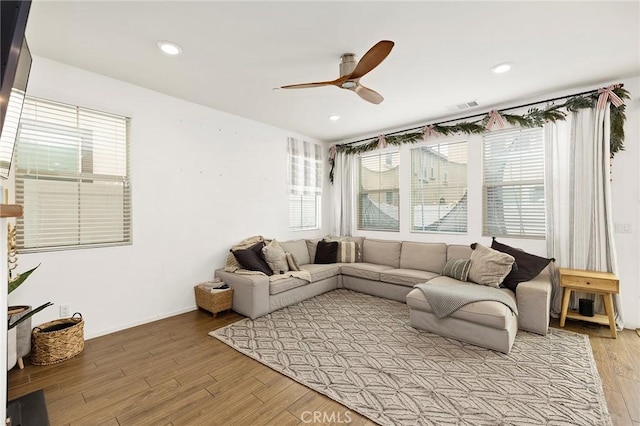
[{"xmin": 84, "ymin": 305, "xmax": 198, "ymax": 340}]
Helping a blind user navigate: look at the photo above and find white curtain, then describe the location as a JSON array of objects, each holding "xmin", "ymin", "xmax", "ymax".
[
  {"xmin": 545, "ymin": 106, "xmax": 624, "ymax": 329},
  {"xmin": 330, "ymin": 151, "xmax": 356, "ymax": 236}
]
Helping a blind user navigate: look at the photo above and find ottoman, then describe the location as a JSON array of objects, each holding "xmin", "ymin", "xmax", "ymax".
[{"xmin": 406, "ymin": 287, "xmax": 518, "ymax": 354}]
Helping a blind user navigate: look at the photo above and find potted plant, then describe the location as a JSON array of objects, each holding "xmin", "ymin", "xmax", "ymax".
[{"xmin": 7, "ymin": 224, "xmax": 52, "ymax": 370}]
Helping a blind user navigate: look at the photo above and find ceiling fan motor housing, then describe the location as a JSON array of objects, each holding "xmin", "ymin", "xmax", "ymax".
[{"xmin": 339, "ymin": 53, "xmax": 357, "ymax": 77}]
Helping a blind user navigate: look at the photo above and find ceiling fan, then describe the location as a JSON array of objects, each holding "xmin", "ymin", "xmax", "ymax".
[{"xmin": 280, "ymin": 40, "xmax": 394, "ymax": 104}]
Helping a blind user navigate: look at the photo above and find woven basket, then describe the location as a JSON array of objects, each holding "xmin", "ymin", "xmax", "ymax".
[
  {"xmin": 194, "ymin": 285, "xmax": 233, "ymax": 317},
  {"xmin": 31, "ymin": 312, "xmax": 85, "ymax": 366}
]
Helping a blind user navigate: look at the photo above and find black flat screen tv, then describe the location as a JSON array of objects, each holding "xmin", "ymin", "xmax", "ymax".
[{"xmin": 0, "ymin": 0, "xmax": 32, "ymax": 179}]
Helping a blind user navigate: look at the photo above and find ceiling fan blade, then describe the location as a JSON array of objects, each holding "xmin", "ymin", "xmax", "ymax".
[
  {"xmin": 354, "ymin": 84, "xmax": 384, "ymax": 104},
  {"xmin": 281, "ymin": 76, "xmax": 348, "ymax": 90},
  {"xmin": 348, "ymin": 40, "xmax": 394, "ymax": 80},
  {"xmin": 280, "ymin": 82, "xmax": 334, "ymax": 89}
]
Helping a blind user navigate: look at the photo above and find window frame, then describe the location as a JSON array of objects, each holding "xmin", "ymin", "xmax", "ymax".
[
  {"xmin": 410, "ymin": 140, "xmax": 468, "ymax": 235},
  {"xmin": 15, "ymin": 96, "xmax": 131, "ymax": 252},
  {"xmin": 357, "ymin": 150, "xmax": 400, "ymax": 232},
  {"xmin": 287, "ymin": 137, "xmax": 322, "ymax": 231},
  {"xmin": 482, "ymin": 127, "xmax": 546, "ymax": 239}
]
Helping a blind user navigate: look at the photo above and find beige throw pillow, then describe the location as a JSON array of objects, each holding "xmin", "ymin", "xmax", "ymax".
[
  {"xmin": 285, "ymin": 252, "xmax": 300, "ymax": 271},
  {"xmin": 467, "ymin": 243, "xmax": 515, "ymax": 288},
  {"xmin": 262, "ymin": 240, "xmax": 289, "ymax": 274}
]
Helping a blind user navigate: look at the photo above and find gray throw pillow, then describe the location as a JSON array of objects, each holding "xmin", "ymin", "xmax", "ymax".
[
  {"xmin": 442, "ymin": 259, "xmax": 471, "ymax": 281},
  {"xmin": 467, "ymin": 243, "xmax": 515, "ymax": 288},
  {"xmin": 262, "ymin": 240, "xmax": 289, "ymax": 274}
]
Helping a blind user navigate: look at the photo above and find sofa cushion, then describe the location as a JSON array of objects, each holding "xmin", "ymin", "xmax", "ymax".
[
  {"xmin": 490, "ymin": 239, "xmax": 554, "ymax": 291},
  {"xmin": 400, "ymin": 242, "xmax": 447, "ymax": 273},
  {"xmin": 406, "ymin": 286, "xmax": 516, "ymax": 329},
  {"xmin": 262, "ymin": 240, "xmax": 289, "ymax": 274},
  {"xmin": 467, "ymin": 243, "xmax": 515, "ymax": 288},
  {"xmin": 341, "ymin": 263, "xmax": 394, "ymax": 281},
  {"xmin": 315, "ymin": 240, "xmax": 338, "ymax": 264},
  {"xmin": 362, "ymin": 239, "xmax": 401, "ymax": 268},
  {"xmin": 281, "ymin": 240, "xmax": 310, "ymax": 266},
  {"xmin": 270, "ymin": 277, "xmax": 307, "ymax": 295},
  {"xmin": 447, "ymin": 244, "xmax": 473, "ymax": 261},
  {"xmin": 300, "ymin": 263, "xmax": 342, "ymax": 282},
  {"xmin": 380, "ymin": 269, "xmax": 440, "ymax": 287},
  {"xmin": 441, "ymin": 259, "xmax": 471, "ymax": 281},
  {"xmin": 306, "ymin": 238, "xmax": 321, "ymax": 263}
]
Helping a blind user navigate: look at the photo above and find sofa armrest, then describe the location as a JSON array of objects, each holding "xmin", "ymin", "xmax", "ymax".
[
  {"xmin": 215, "ymin": 269, "xmax": 270, "ymax": 319},
  {"xmin": 516, "ymin": 274, "xmax": 552, "ymax": 335}
]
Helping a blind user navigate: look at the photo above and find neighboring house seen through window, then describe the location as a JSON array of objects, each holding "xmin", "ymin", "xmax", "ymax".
[
  {"xmin": 410, "ymin": 141, "xmax": 468, "ymax": 234},
  {"xmin": 358, "ymin": 151, "xmax": 400, "ymax": 231},
  {"xmin": 15, "ymin": 96, "xmax": 131, "ymax": 252},
  {"xmin": 483, "ymin": 127, "xmax": 545, "ymax": 238}
]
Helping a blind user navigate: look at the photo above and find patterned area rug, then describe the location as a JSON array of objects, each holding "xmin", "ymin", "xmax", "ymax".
[{"xmin": 211, "ymin": 289, "xmax": 611, "ymax": 425}]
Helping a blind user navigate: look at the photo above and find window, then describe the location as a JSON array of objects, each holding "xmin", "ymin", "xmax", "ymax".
[
  {"xmin": 287, "ymin": 137, "xmax": 322, "ymax": 230},
  {"xmin": 410, "ymin": 141, "xmax": 467, "ymax": 233},
  {"xmin": 358, "ymin": 151, "xmax": 399, "ymax": 231},
  {"xmin": 483, "ymin": 127, "xmax": 545, "ymax": 238},
  {"xmin": 15, "ymin": 97, "xmax": 131, "ymax": 252}
]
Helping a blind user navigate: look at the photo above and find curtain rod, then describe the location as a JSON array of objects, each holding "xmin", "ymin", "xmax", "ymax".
[{"xmin": 341, "ymin": 85, "xmax": 619, "ymax": 147}]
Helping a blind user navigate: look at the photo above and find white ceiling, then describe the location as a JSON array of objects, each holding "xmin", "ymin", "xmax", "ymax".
[{"xmin": 25, "ymin": 1, "xmax": 640, "ymax": 142}]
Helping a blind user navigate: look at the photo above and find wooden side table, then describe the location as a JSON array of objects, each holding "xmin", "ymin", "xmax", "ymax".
[{"xmin": 559, "ymin": 268, "xmax": 619, "ymax": 338}]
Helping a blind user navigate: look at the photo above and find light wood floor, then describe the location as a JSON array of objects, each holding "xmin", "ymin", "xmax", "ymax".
[{"xmin": 8, "ymin": 309, "xmax": 640, "ymax": 426}]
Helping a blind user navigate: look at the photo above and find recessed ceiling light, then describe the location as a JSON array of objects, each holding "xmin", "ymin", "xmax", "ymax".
[
  {"xmin": 157, "ymin": 40, "xmax": 182, "ymax": 56},
  {"xmin": 328, "ymin": 115, "xmax": 341, "ymax": 121},
  {"xmin": 491, "ymin": 62, "xmax": 512, "ymax": 74}
]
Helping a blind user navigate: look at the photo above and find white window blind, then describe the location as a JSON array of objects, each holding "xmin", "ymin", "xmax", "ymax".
[
  {"xmin": 287, "ymin": 137, "xmax": 322, "ymax": 230},
  {"xmin": 411, "ymin": 141, "xmax": 468, "ymax": 233},
  {"xmin": 483, "ymin": 127, "xmax": 545, "ymax": 238},
  {"xmin": 358, "ymin": 151, "xmax": 399, "ymax": 231},
  {"xmin": 15, "ymin": 96, "xmax": 131, "ymax": 252}
]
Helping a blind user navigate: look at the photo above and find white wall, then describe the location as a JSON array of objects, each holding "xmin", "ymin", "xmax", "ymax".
[
  {"xmin": 7, "ymin": 56, "xmax": 331, "ymax": 339},
  {"xmin": 343, "ymin": 76, "xmax": 640, "ymax": 329},
  {"xmin": 610, "ymin": 77, "xmax": 639, "ymax": 330}
]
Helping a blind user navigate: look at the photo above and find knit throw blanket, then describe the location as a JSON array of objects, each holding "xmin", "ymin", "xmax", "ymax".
[{"xmin": 415, "ymin": 282, "xmax": 518, "ymax": 319}]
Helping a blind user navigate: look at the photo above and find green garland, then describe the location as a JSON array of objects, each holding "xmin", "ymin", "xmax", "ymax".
[{"xmin": 329, "ymin": 85, "xmax": 629, "ymax": 183}]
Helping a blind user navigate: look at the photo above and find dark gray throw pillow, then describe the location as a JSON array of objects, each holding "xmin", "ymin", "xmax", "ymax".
[
  {"xmin": 232, "ymin": 242, "xmax": 273, "ymax": 276},
  {"xmin": 490, "ymin": 238, "xmax": 553, "ymax": 291},
  {"xmin": 442, "ymin": 259, "xmax": 471, "ymax": 281},
  {"xmin": 314, "ymin": 240, "xmax": 338, "ymax": 264}
]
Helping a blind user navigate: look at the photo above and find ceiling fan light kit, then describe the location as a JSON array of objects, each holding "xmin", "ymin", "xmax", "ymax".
[{"xmin": 281, "ymin": 40, "xmax": 394, "ymax": 104}]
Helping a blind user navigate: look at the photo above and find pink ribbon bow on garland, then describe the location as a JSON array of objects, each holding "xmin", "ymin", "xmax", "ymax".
[
  {"xmin": 329, "ymin": 145, "xmax": 337, "ymax": 160},
  {"xmin": 485, "ymin": 109, "xmax": 506, "ymax": 130},
  {"xmin": 597, "ymin": 85, "xmax": 624, "ymax": 110},
  {"xmin": 377, "ymin": 135, "xmax": 387, "ymax": 149},
  {"xmin": 423, "ymin": 125, "xmax": 439, "ymax": 140}
]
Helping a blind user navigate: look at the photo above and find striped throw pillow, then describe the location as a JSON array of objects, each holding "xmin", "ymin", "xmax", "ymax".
[
  {"xmin": 442, "ymin": 259, "xmax": 471, "ymax": 281},
  {"xmin": 337, "ymin": 241, "xmax": 357, "ymax": 263}
]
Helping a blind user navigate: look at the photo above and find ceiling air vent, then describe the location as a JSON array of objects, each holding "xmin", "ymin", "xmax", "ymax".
[{"xmin": 446, "ymin": 100, "xmax": 479, "ymax": 112}]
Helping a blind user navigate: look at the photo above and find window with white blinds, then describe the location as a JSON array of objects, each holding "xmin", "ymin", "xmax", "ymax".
[
  {"xmin": 358, "ymin": 151, "xmax": 399, "ymax": 231},
  {"xmin": 287, "ymin": 137, "xmax": 322, "ymax": 231},
  {"xmin": 483, "ymin": 127, "xmax": 545, "ymax": 238},
  {"xmin": 411, "ymin": 141, "xmax": 468, "ymax": 233},
  {"xmin": 15, "ymin": 97, "xmax": 131, "ymax": 252}
]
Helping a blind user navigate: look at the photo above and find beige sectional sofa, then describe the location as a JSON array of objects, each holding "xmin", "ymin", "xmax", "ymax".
[{"xmin": 215, "ymin": 237, "xmax": 552, "ymax": 353}]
